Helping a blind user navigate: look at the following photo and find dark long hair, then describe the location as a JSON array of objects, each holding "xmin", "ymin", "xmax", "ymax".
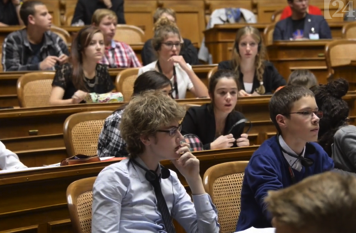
[
  {"xmin": 70, "ymin": 26, "xmax": 102, "ymax": 91},
  {"xmin": 116, "ymin": 71, "xmax": 172, "ymax": 112},
  {"xmin": 312, "ymin": 78, "xmax": 349, "ymax": 156}
]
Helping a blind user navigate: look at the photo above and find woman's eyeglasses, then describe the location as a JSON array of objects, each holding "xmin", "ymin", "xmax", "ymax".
[
  {"xmin": 162, "ymin": 42, "xmax": 182, "ymax": 50},
  {"xmin": 157, "ymin": 124, "xmax": 182, "ymax": 136}
]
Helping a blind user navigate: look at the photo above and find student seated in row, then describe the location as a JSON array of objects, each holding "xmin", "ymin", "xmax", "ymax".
[
  {"xmin": 92, "ymin": 91, "xmax": 220, "ymax": 232},
  {"xmin": 141, "ymin": 7, "xmax": 199, "ymax": 66},
  {"xmin": 181, "ymin": 70, "xmax": 249, "ymax": 150},
  {"xmin": 313, "ymin": 78, "xmax": 356, "ymax": 173},
  {"xmin": 92, "ymin": 9, "xmax": 141, "ymax": 68},
  {"xmin": 218, "ymin": 26, "xmax": 286, "ymax": 97},
  {"xmin": 2, "ymin": 1, "xmax": 69, "ymax": 71},
  {"xmin": 49, "ymin": 26, "xmax": 114, "ymax": 105},
  {"xmin": 236, "ymin": 85, "xmax": 334, "ymax": 231},
  {"xmin": 273, "ymin": 0, "xmax": 331, "ymax": 41},
  {"xmin": 138, "ymin": 18, "xmax": 208, "ymax": 99},
  {"xmin": 98, "ymin": 71, "xmax": 172, "ymax": 157}
]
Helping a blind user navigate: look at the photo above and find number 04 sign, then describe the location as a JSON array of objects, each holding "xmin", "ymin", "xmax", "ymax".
[{"xmin": 324, "ymin": 0, "xmax": 354, "ymax": 19}]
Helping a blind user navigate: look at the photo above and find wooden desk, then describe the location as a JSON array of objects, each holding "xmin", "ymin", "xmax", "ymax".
[
  {"xmin": 0, "ymin": 69, "xmax": 123, "ymax": 108},
  {"xmin": 268, "ymin": 40, "xmax": 331, "ymax": 83},
  {"xmin": 0, "ymin": 146, "xmax": 257, "ymax": 233},
  {"xmin": 0, "ymin": 65, "xmax": 214, "ymax": 108},
  {"xmin": 1, "ymin": 92, "xmax": 355, "ymax": 167},
  {"xmin": 332, "ymin": 60, "xmax": 356, "ymax": 91},
  {"xmin": 204, "ymin": 23, "xmax": 344, "ymax": 63}
]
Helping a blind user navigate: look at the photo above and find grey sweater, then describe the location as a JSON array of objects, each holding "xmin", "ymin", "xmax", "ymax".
[{"xmin": 332, "ymin": 125, "xmax": 356, "ymax": 173}]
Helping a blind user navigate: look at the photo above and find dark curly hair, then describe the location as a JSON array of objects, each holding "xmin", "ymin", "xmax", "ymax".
[{"xmin": 311, "ymin": 78, "xmax": 349, "ymax": 156}]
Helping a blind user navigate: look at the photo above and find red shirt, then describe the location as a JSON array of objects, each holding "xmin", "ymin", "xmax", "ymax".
[{"xmin": 280, "ymin": 5, "xmax": 323, "ymax": 20}]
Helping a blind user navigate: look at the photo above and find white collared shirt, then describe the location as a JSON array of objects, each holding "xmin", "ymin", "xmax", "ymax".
[
  {"xmin": 278, "ymin": 135, "xmax": 305, "ymax": 172},
  {"xmin": 92, "ymin": 157, "xmax": 219, "ymax": 232}
]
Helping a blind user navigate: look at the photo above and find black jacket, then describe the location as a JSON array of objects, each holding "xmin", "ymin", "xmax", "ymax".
[
  {"xmin": 181, "ymin": 104, "xmax": 245, "ymax": 150},
  {"xmin": 72, "ymin": 0, "xmax": 125, "ymax": 25},
  {"xmin": 141, "ymin": 38, "xmax": 199, "ymax": 65},
  {"xmin": 218, "ymin": 60, "xmax": 286, "ymax": 94},
  {"xmin": 273, "ymin": 14, "xmax": 331, "ymax": 40}
]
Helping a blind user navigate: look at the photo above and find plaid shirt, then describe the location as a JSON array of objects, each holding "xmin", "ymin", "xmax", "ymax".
[
  {"xmin": 99, "ymin": 40, "xmax": 141, "ymax": 68},
  {"xmin": 2, "ymin": 29, "xmax": 69, "ymax": 71},
  {"xmin": 97, "ymin": 108, "xmax": 128, "ymax": 157}
]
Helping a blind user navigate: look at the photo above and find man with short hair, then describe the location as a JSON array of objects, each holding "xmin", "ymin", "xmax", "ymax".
[
  {"xmin": 236, "ymin": 85, "xmax": 334, "ymax": 231},
  {"xmin": 265, "ymin": 172, "xmax": 356, "ymax": 233},
  {"xmin": 92, "ymin": 9, "xmax": 141, "ymax": 68},
  {"xmin": 2, "ymin": 1, "xmax": 69, "ymax": 71},
  {"xmin": 92, "ymin": 91, "xmax": 219, "ymax": 232},
  {"xmin": 0, "ymin": 0, "xmax": 23, "ymax": 26},
  {"xmin": 273, "ymin": 0, "xmax": 332, "ymax": 40}
]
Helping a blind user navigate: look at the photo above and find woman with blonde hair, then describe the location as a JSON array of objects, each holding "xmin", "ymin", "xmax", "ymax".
[
  {"xmin": 218, "ymin": 26, "xmax": 286, "ymax": 96},
  {"xmin": 138, "ymin": 18, "xmax": 208, "ymax": 99}
]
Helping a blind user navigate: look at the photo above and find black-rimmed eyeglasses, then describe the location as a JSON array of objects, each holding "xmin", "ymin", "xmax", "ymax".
[
  {"xmin": 287, "ymin": 110, "xmax": 323, "ymax": 119},
  {"xmin": 157, "ymin": 124, "xmax": 182, "ymax": 136}
]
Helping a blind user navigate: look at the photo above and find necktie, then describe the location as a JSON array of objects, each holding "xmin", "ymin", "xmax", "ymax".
[{"xmin": 149, "ymin": 177, "xmax": 176, "ymax": 233}]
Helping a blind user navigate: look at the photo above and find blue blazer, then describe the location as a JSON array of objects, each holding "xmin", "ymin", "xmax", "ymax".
[{"xmin": 273, "ymin": 14, "xmax": 332, "ymax": 41}]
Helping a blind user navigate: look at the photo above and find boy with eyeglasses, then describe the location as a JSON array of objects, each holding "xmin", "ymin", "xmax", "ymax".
[
  {"xmin": 92, "ymin": 90, "xmax": 220, "ymax": 232},
  {"xmin": 235, "ymin": 85, "xmax": 334, "ymax": 231}
]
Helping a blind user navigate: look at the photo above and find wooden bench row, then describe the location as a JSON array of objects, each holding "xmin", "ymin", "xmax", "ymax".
[
  {"xmin": 0, "ymin": 92, "xmax": 355, "ymax": 168},
  {"xmin": 0, "ymin": 146, "xmax": 257, "ymax": 233},
  {"xmin": 37, "ymin": 0, "xmax": 351, "ymax": 45}
]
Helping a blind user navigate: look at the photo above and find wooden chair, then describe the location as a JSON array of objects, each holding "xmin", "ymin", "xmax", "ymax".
[
  {"xmin": 17, "ymin": 72, "xmax": 55, "ymax": 107},
  {"xmin": 342, "ymin": 22, "xmax": 356, "ymax": 39},
  {"xmin": 325, "ymin": 39, "xmax": 356, "ymax": 77},
  {"xmin": 115, "ymin": 68, "xmax": 139, "ymax": 101},
  {"xmin": 263, "ymin": 24, "xmax": 275, "ymax": 46},
  {"xmin": 207, "ymin": 66, "xmax": 218, "ymax": 85},
  {"xmin": 203, "ymin": 161, "xmax": 249, "ymax": 233},
  {"xmin": 0, "ymin": 53, "xmax": 2, "ymax": 72},
  {"xmin": 51, "ymin": 25, "xmax": 71, "ymax": 45},
  {"xmin": 114, "ymin": 25, "xmax": 144, "ymax": 44},
  {"xmin": 271, "ymin": 9, "xmax": 282, "ymax": 22},
  {"xmin": 67, "ymin": 176, "xmax": 96, "ymax": 233},
  {"xmin": 63, "ymin": 111, "xmax": 113, "ymax": 157}
]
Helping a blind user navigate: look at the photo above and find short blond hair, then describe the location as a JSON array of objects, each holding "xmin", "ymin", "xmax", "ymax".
[
  {"xmin": 120, "ymin": 90, "xmax": 185, "ymax": 159},
  {"xmin": 153, "ymin": 8, "xmax": 176, "ymax": 23},
  {"xmin": 92, "ymin": 9, "xmax": 117, "ymax": 25},
  {"xmin": 265, "ymin": 172, "xmax": 356, "ymax": 233}
]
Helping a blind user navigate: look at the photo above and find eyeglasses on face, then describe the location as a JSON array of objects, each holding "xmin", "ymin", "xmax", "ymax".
[
  {"xmin": 157, "ymin": 124, "xmax": 182, "ymax": 136},
  {"xmin": 287, "ymin": 110, "xmax": 323, "ymax": 119},
  {"xmin": 162, "ymin": 42, "xmax": 182, "ymax": 49}
]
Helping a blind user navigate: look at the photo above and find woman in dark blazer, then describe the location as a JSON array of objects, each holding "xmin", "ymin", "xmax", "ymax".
[{"xmin": 181, "ymin": 70, "xmax": 250, "ymax": 150}]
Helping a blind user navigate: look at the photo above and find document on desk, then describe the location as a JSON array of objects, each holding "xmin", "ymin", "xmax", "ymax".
[{"xmin": 235, "ymin": 227, "xmax": 275, "ymax": 233}]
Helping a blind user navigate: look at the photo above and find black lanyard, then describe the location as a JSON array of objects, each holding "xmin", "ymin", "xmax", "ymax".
[{"xmin": 157, "ymin": 61, "xmax": 178, "ymax": 99}]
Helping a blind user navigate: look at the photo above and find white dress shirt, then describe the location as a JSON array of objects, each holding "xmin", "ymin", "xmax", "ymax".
[
  {"xmin": 92, "ymin": 157, "xmax": 220, "ymax": 232},
  {"xmin": 279, "ymin": 135, "xmax": 305, "ymax": 172},
  {"xmin": 138, "ymin": 61, "xmax": 194, "ymax": 99},
  {"xmin": 0, "ymin": 141, "xmax": 27, "ymax": 170}
]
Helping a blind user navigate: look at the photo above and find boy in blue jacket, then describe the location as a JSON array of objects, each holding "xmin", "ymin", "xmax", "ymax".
[{"xmin": 236, "ymin": 85, "xmax": 334, "ymax": 231}]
